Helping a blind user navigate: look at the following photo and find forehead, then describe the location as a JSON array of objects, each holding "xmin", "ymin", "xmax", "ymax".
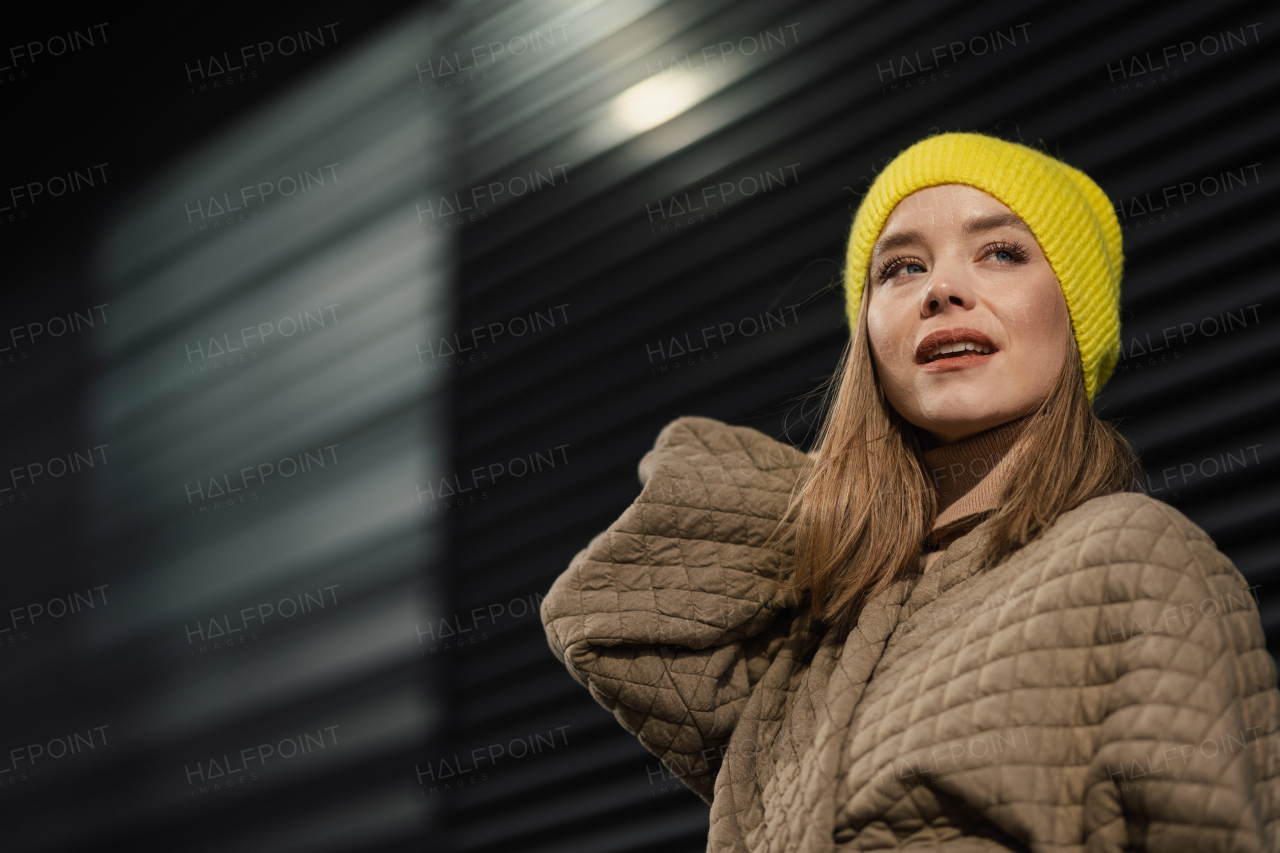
[
  {"xmin": 872, "ymin": 184, "xmax": 1033, "ymax": 255},
  {"xmin": 884, "ymin": 183, "xmax": 1015, "ymax": 224}
]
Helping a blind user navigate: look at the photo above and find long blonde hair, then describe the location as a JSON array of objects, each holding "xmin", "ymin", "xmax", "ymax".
[{"xmin": 779, "ymin": 285, "xmax": 1141, "ymax": 633}]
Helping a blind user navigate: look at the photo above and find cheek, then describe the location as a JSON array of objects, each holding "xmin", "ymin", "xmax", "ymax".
[
  {"xmin": 998, "ymin": 277, "xmax": 1072, "ymax": 387},
  {"xmin": 866, "ymin": 309, "xmax": 888, "ymax": 356},
  {"xmin": 1002, "ymin": 270, "xmax": 1069, "ymax": 340},
  {"xmin": 1031, "ymin": 282, "xmax": 1070, "ymax": 343},
  {"xmin": 865, "ymin": 302, "xmax": 902, "ymax": 370}
]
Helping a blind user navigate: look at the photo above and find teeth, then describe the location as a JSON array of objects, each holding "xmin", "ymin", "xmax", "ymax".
[{"xmin": 925, "ymin": 341, "xmax": 993, "ymax": 360}]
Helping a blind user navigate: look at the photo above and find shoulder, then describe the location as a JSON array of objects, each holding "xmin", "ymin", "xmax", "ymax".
[
  {"xmin": 638, "ymin": 416, "xmax": 810, "ymax": 488},
  {"xmin": 1029, "ymin": 495, "xmax": 1275, "ymax": 715},
  {"xmin": 646, "ymin": 416, "xmax": 809, "ymax": 467},
  {"xmin": 1032, "ymin": 491, "xmax": 1251, "ymax": 597}
]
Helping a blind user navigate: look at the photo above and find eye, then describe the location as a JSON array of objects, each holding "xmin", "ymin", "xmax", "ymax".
[
  {"xmin": 982, "ymin": 241, "xmax": 1030, "ymax": 264},
  {"xmin": 876, "ymin": 257, "xmax": 926, "ymax": 281}
]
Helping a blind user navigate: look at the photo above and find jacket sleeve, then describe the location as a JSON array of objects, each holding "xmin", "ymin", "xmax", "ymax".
[
  {"xmin": 1081, "ymin": 496, "xmax": 1280, "ymax": 852},
  {"xmin": 540, "ymin": 416, "xmax": 810, "ymax": 802}
]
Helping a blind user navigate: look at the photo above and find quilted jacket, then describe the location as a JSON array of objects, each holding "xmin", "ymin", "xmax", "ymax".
[{"xmin": 542, "ymin": 416, "xmax": 1280, "ymax": 852}]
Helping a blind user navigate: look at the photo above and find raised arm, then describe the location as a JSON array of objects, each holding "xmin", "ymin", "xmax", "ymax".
[{"xmin": 540, "ymin": 416, "xmax": 810, "ymax": 800}]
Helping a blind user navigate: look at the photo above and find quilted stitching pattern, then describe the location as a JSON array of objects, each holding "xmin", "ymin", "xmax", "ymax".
[{"xmin": 541, "ymin": 417, "xmax": 1280, "ymax": 851}]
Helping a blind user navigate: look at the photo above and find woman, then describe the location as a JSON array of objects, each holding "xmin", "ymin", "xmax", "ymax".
[{"xmin": 541, "ymin": 132, "xmax": 1279, "ymax": 851}]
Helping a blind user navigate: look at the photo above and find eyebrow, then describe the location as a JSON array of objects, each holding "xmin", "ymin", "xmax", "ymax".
[
  {"xmin": 962, "ymin": 212, "xmax": 1033, "ymax": 236},
  {"xmin": 872, "ymin": 212, "xmax": 1033, "ymax": 257}
]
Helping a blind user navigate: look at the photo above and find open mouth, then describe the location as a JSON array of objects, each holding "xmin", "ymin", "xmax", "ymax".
[
  {"xmin": 915, "ymin": 328, "xmax": 999, "ymax": 366},
  {"xmin": 923, "ymin": 341, "xmax": 995, "ymax": 362}
]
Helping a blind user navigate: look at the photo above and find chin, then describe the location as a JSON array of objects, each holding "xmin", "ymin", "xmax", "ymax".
[{"xmin": 912, "ymin": 390, "xmax": 1014, "ymax": 438}]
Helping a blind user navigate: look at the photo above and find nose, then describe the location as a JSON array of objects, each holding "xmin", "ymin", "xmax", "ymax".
[{"xmin": 919, "ymin": 271, "xmax": 976, "ymax": 317}]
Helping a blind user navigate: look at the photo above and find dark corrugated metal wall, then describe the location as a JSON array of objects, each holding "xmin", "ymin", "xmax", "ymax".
[{"xmin": 429, "ymin": 0, "xmax": 1278, "ymax": 849}]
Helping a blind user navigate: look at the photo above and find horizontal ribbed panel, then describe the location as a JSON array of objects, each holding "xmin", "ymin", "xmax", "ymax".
[{"xmin": 436, "ymin": 0, "xmax": 1279, "ymax": 850}]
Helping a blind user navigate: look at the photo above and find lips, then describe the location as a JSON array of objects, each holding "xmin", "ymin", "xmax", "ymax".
[{"xmin": 915, "ymin": 328, "xmax": 999, "ymax": 366}]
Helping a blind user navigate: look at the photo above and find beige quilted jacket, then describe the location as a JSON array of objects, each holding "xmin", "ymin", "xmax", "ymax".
[{"xmin": 542, "ymin": 416, "xmax": 1280, "ymax": 852}]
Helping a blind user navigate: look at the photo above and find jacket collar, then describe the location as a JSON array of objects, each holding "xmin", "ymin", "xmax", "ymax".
[{"xmin": 920, "ymin": 416, "xmax": 1031, "ymax": 547}]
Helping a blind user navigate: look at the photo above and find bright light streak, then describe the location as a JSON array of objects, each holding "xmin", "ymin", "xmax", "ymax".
[{"xmin": 607, "ymin": 73, "xmax": 706, "ymax": 134}]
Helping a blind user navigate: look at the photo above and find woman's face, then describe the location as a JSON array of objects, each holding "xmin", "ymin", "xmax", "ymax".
[{"xmin": 865, "ymin": 183, "xmax": 1072, "ymax": 444}]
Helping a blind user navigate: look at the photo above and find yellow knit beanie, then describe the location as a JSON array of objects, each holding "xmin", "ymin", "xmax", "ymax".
[{"xmin": 844, "ymin": 132, "xmax": 1123, "ymax": 402}]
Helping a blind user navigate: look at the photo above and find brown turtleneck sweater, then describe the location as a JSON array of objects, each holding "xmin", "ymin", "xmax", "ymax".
[{"xmin": 920, "ymin": 416, "xmax": 1029, "ymax": 570}]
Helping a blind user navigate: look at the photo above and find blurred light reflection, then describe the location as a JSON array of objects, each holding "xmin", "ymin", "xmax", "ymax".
[{"xmin": 65, "ymin": 6, "xmax": 451, "ymax": 850}]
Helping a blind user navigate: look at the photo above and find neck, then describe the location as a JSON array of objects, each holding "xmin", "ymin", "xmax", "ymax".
[{"xmin": 919, "ymin": 416, "xmax": 1030, "ymax": 513}]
